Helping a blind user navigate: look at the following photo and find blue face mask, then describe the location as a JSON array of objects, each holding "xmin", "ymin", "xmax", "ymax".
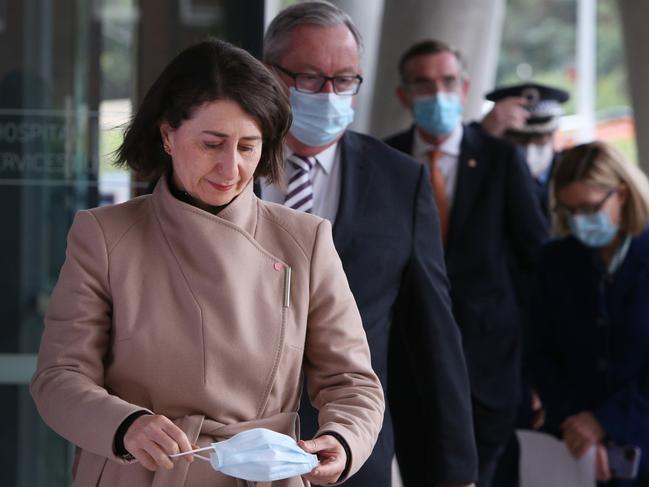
[
  {"xmin": 568, "ymin": 210, "xmax": 619, "ymax": 247},
  {"xmin": 413, "ymin": 93, "xmax": 463, "ymax": 136},
  {"xmin": 289, "ymin": 88, "xmax": 355, "ymax": 147},
  {"xmin": 174, "ymin": 428, "xmax": 319, "ymax": 482}
]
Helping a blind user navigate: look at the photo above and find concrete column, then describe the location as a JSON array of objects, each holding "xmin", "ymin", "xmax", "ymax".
[
  {"xmin": 329, "ymin": 0, "xmax": 386, "ymax": 134},
  {"xmin": 617, "ymin": 0, "xmax": 649, "ymax": 173},
  {"xmin": 575, "ymin": 0, "xmax": 597, "ymax": 143},
  {"xmin": 370, "ymin": 0, "xmax": 505, "ymax": 139}
]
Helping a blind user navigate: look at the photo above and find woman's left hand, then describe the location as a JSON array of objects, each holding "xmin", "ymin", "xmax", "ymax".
[
  {"xmin": 299, "ymin": 434, "xmax": 347, "ymax": 485},
  {"xmin": 561, "ymin": 411, "xmax": 606, "ymax": 458}
]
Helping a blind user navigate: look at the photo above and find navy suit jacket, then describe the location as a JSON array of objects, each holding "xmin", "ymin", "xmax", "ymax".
[
  {"xmin": 385, "ymin": 123, "xmax": 548, "ymax": 410},
  {"xmin": 295, "ymin": 130, "xmax": 477, "ymax": 486},
  {"xmin": 531, "ymin": 227, "xmax": 649, "ymax": 485},
  {"xmin": 385, "ymin": 124, "xmax": 547, "ymax": 486}
]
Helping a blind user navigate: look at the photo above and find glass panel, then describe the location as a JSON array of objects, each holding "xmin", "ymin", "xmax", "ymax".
[
  {"xmin": 1, "ymin": 1, "xmax": 266, "ymax": 485},
  {"xmin": 0, "ymin": 1, "xmax": 123, "ymax": 486},
  {"xmin": 1, "ymin": 385, "xmax": 75, "ymax": 487},
  {"xmin": 497, "ymin": 0, "xmax": 636, "ymax": 160}
]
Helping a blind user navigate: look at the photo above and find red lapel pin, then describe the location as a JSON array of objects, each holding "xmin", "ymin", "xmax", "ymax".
[{"xmin": 468, "ymin": 158, "xmax": 477, "ymax": 168}]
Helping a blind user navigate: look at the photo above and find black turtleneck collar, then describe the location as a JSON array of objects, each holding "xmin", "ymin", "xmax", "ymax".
[{"xmin": 166, "ymin": 172, "xmax": 227, "ymax": 215}]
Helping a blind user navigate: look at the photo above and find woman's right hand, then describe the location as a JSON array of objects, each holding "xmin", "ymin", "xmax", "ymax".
[
  {"xmin": 123, "ymin": 414, "xmax": 194, "ymax": 471},
  {"xmin": 595, "ymin": 444, "xmax": 611, "ymax": 482}
]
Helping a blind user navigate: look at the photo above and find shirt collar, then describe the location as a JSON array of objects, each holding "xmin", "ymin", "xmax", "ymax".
[
  {"xmin": 284, "ymin": 142, "xmax": 338, "ymax": 175},
  {"xmin": 413, "ymin": 123, "xmax": 463, "ymax": 159},
  {"xmin": 608, "ymin": 235, "xmax": 632, "ymax": 275}
]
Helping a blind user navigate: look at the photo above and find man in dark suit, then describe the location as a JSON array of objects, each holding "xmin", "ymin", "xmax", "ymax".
[
  {"xmin": 260, "ymin": 3, "xmax": 477, "ymax": 487},
  {"xmin": 384, "ymin": 39, "xmax": 548, "ymax": 487}
]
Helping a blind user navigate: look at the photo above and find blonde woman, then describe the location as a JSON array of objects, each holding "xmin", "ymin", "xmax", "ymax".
[{"xmin": 531, "ymin": 141, "xmax": 649, "ymax": 485}]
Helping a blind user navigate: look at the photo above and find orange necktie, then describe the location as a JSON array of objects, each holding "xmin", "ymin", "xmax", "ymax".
[{"xmin": 430, "ymin": 149, "xmax": 449, "ymax": 245}]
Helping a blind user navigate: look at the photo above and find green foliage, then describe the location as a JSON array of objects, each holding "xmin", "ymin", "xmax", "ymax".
[
  {"xmin": 100, "ymin": 0, "xmax": 137, "ymax": 100},
  {"xmin": 497, "ymin": 0, "xmax": 630, "ymax": 116}
]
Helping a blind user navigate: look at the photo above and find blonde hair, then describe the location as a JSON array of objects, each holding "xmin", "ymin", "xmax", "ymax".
[{"xmin": 551, "ymin": 141, "xmax": 649, "ymax": 236}]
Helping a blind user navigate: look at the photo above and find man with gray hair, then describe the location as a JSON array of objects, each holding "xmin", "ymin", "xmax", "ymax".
[{"xmin": 260, "ymin": 2, "xmax": 477, "ymax": 486}]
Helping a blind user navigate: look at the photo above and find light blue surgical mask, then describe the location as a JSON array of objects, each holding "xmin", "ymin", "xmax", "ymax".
[
  {"xmin": 568, "ymin": 210, "xmax": 619, "ymax": 247},
  {"xmin": 413, "ymin": 93, "xmax": 463, "ymax": 136},
  {"xmin": 173, "ymin": 428, "xmax": 319, "ymax": 482},
  {"xmin": 289, "ymin": 87, "xmax": 355, "ymax": 146}
]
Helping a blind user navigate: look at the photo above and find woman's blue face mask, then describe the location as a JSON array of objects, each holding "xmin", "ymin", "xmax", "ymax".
[
  {"xmin": 172, "ymin": 428, "xmax": 319, "ymax": 482},
  {"xmin": 558, "ymin": 186, "xmax": 621, "ymax": 248},
  {"xmin": 568, "ymin": 210, "xmax": 619, "ymax": 248}
]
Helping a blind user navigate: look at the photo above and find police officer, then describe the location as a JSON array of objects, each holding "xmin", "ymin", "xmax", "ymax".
[{"xmin": 482, "ymin": 82, "xmax": 570, "ymax": 219}]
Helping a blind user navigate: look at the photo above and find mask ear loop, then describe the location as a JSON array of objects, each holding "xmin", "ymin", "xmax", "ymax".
[{"xmin": 169, "ymin": 445, "xmax": 213, "ymax": 461}]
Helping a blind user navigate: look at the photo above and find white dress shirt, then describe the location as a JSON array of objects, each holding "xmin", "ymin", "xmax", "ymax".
[
  {"xmin": 413, "ymin": 123, "xmax": 464, "ymax": 206},
  {"xmin": 259, "ymin": 142, "xmax": 341, "ymax": 224}
]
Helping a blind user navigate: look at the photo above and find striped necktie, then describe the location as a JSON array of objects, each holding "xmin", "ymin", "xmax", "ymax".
[{"xmin": 284, "ymin": 154, "xmax": 316, "ymax": 213}]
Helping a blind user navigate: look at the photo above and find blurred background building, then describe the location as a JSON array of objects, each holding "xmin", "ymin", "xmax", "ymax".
[{"xmin": 0, "ymin": 0, "xmax": 644, "ymax": 485}]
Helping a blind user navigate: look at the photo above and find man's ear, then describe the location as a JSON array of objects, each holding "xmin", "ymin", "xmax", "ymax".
[
  {"xmin": 396, "ymin": 84, "xmax": 413, "ymax": 110},
  {"xmin": 461, "ymin": 78, "xmax": 471, "ymax": 104}
]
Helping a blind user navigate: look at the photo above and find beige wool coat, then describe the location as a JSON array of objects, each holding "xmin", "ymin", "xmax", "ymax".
[{"xmin": 30, "ymin": 177, "xmax": 384, "ymax": 487}]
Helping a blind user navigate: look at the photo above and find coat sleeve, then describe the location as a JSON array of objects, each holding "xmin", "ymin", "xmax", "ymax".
[
  {"xmin": 530, "ymin": 247, "xmax": 581, "ymax": 436},
  {"xmin": 390, "ymin": 163, "xmax": 478, "ymax": 485},
  {"xmin": 594, "ymin": 363, "xmax": 649, "ymax": 444},
  {"xmin": 504, "ymin": 145, "xmax": 549, "ymax": 272},
  {"xmin": 303, "ymin": 218, "xmax": 385, "ymax": 482},
  {"xmin": 30, "ymin": 210, "xmax": 150, "ymax": 462}
]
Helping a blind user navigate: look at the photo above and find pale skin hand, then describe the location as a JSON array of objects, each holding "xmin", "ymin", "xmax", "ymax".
[
  {"xmin": 481, "ymin": 96, "xmax": 529, "ymax": 137},
  {"xmin": 530, "ymin": 389, "xmax": 546, "ymax": 430},
  {"xmin": 595, "ymin": 443, "xmax": 611, "ymax": 482},
  {"xmin": 299, "ymin": 435, "xmax": 347, "ymax": 485},
  {"xmin": 123, "ymin": 414, "xmax": 194, "ymax": 471},
  {"xmin": 561, "ymin": 411, "xmax": 606, "ymax": 459}
]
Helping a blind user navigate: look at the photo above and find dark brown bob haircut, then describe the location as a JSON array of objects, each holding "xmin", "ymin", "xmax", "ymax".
[{"xmin": 115, "ymin": 38, "xmax": 291, "ymax": 183}]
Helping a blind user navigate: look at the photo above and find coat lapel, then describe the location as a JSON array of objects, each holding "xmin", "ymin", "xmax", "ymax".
[
  {"xmin": 151, "ymin": 177, "xmax": 288, "ymax": 405},
  {"xmin": 447, "ymin": 124, "xmax": 489, "ymax": 247},
  {"xmin": 333, "ymin": 132, "xmax": 375, "ymax": 254},
  {"xmin": 614, "ymin": 231, "xmax": 649, "ymax": 297}
]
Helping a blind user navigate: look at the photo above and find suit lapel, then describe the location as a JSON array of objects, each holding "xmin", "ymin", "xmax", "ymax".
[
  {"xmin": 448, "ymin": 124, "xmax": 489, "ymax": 246},
  {"xmin": 333, "ymin": 131, "xmax": 374, "ymax": 253}
]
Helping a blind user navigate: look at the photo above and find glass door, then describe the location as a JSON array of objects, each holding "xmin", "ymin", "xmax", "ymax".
[{"xmin": 0, "ymin": 1, "xmax": 135, "ymax": 485}]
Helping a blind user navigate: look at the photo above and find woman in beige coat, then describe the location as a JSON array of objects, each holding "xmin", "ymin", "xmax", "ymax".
[{"xmin": 30, "ymin": 39, "xmax": 384, "ymax": 487}]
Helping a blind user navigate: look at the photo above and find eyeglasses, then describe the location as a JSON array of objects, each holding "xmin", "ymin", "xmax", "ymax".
[
  {"xmin": 405, "ymin": 76, "xmax": 461, "ymax": 96},
  {"xmin": 272, "ymin": 64, "xmax": 363, "ymax": 96},
  {"xmin": 553, "ymin": 188, "xmax": 617, "ymax": 217}
]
